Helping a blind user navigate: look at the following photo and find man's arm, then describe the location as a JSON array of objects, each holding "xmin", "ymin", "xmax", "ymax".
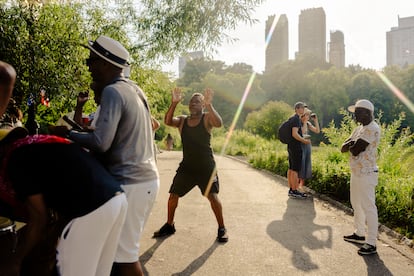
[
  {"xmin": 151, "ymin": 116, "xmax": 160, "ymax": 131},
  {"xmin": 73, "ymin": 92, "xmax": 89, "ymax": 126},
  {"xmin": 341, "ymin": 138, "xmax": 354, "ymax": 153},
  {"xmin": 349, "ymin": 139, "xmax": 369, "ymax": 156},
  {"xmin": 203, "ymin": 88, "xmax": 222, "ymax": 129},
  {"xmin": 308, "ymin": 115, "xmax": 320, "ymax": 134},
  {"xmin": 164, "ymin": 87, "xmax": 183, "ymax": 128},
  {"xmin": 292, "ymin": 127, "xmax": 311, "ymax": 144},
  {"xmin": 4, "ymin": 194, "xmax": 48, "ymax": 275},
  {"xmin": 0, "ymin": 61, "xmax": 16, "ymax": 117},
  {"xmin": 69, "ymin": 87, "xmax": 121, "ymax": 152}
]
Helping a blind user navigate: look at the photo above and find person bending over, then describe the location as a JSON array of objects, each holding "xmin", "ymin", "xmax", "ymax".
[{"xmin": 0, "ymin": 127, "xmax": 127, "ymax": 276}]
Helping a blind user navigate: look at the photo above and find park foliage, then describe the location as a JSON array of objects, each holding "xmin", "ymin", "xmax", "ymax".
[
  {"xmin": 210, "ymin": 110, "xmax": 414, "ymax": 240},
  {"xmin": 1, "ymin": 1, "xmax": 413, "ymax": 240}
]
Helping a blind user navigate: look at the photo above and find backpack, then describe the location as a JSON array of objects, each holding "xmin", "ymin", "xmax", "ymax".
[{"xmin": 278, "ymin": 120, "xmax": 292, "ymax": 144}]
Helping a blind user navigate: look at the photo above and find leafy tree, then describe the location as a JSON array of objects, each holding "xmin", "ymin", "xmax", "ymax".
[
  {"xmin": 177, "ymin": 58, "xmax": 227, "ymax": 87},
  {"xmin": 225, "ymin": 62, "xmax": 254, "ymax": 75},
  {"xmin": 0, "ymin": 0, "xmax": 263, "ymax": 128},
  {"xmin": 307, "ymin": 67, "xmax": 350, "ymax": 126},
  {"xmin": 244, "ymin": 100, "xmax": 292, "ymax": 139},
  {"xmin": 0, "ymin": 2, "xmax": 91, "ymax": 131},
  {"xmin": 132, "ymin": 66, "xmax": 175, "ymax": 139},
  {"xmin": 261, "ymin": 54, "xmax": 332, "ymax": 105},
  {"xmin": 202, "ymin": 71, "xmax": 266, "ymax": 128},
  {"xmin": 121, "ymin": 0, "xmax": 264, "ymax": 63},
  {"xmin": 382, "ymin": 64, "xmax": 414, "ymax": 127}
]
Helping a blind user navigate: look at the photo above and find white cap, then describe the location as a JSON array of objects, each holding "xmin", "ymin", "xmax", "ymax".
[{"xmin": 348, "ymin": 99, "xmax": 374, "ymax": 113}]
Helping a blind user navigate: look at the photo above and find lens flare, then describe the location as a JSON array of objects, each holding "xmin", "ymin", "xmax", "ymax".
[
  {"xmin": 203, "ymin": 15, "xmax": 279, "ymax": 196},
  {"xmin": 376, "ymin": 71, "xmax": 414, "ymax": 114}
]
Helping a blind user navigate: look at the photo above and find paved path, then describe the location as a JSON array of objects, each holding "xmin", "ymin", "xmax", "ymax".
[{"xmin": 140, "ymin": 151, "xmax": 414, "ymax": 275}]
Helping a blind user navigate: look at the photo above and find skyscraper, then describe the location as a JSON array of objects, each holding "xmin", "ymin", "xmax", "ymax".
[
  {"xmin": 265, "ymin": 14, "xmax": 289, "ymax": 72},
  {"xmin": 386, "ymin": 16, "xmax": 414, "ymax": 67},
  {"xmin": 297, "ymin": 7, "xmax": 326, "ymax": 62},
  {"xmin": 328, "ymin": 30, "xmax": 345, "ymax": 68},
  {"xmin": 178, "ymin": 51, "xmax": 204, "ymax": 78}
]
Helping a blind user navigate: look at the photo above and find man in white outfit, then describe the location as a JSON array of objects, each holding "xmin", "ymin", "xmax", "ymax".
[{"xmin": 341, "ymin": 99, "xmax": 381, "ymax": 255}]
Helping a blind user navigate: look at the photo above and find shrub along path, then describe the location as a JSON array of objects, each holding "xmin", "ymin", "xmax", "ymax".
[{"xmin": 140, "ymin": 151, "xmax": 414, "ymax": 275}]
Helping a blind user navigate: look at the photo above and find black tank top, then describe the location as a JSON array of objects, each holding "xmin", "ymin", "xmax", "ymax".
[{"xmin": 181, "ymin": 114, "xmax": 215, "ymax": 169}]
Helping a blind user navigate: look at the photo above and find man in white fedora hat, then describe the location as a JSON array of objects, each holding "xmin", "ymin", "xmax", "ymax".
[
  {"xmin": 341, "ymin": 99, "xmax": 381, "ymax": 255},
  {"xmin": 63, "ymin": 35, "xmax": 160, "ymax": 275}
]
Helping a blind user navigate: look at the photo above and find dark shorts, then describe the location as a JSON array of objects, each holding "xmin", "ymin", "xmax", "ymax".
[
  {"xmin": 288, "ymin": 143, "xmax": 302, "ymax": 172},
  {"xmin": 169, "ymin": 165, "xmax": 220, "ymax": 197}
]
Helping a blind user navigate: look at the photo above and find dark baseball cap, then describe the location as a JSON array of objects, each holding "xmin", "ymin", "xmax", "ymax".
[{"xmin": 294, "ymin": 102, "xmax": 306, "ymax": 109}]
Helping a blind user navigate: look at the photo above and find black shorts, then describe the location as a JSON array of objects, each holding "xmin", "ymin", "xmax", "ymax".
[
  {"xmin": 288, "ymin": 143, "xmax": 302, "ymax": 172},
  {"xmin": 169, "ymin": 165, "xmax": 220, "ymax": 197}
]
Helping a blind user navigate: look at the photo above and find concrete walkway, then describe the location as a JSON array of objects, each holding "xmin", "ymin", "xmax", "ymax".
[{"xmin": 140, "ymin": 151, "xmax": 414, "ymax": 275}]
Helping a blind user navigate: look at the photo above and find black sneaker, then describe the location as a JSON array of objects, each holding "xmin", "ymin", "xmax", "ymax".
[
  {"xmin": 153, "ymin": 223, "xmax": 176, "ymax": 238},
  {"xmin": 217, "ymin": 227, "xmax": 228, "ymax": 243},
  {"xmin": 344, "ymin": 233, "xmax": 365, "ymax": 243},
  {"xmin": 289, "ymin": 189, "xmax": 307, "ymax": 199},
  {"xmin": 295, "ymin": 190, "xmax": 308, "ymax": 199},
  {"xmin": 358, "ymin": 243, "xmax": 377, "ymax": 255}
]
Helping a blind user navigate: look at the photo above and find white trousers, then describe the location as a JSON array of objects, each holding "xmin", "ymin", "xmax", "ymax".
[
  {"xmin": 115, "ymin": 178, "xmax": 160, "ymax": 263},
  {"xmin": 350, "ymin": 172, "xmax": 378, "ymax": 246},
  {"xmin": 56, "ymin": 193, "xmax": 127, "ymax": 276}
]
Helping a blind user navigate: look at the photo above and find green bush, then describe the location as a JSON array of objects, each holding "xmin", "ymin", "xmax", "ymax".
[
  {"xmin": 244, "ymin": 101, "xmax": 292, "ymax": 140},
  {"xmin": 309, "ymin": 145, "xmax": 350, "ymax": 203}
]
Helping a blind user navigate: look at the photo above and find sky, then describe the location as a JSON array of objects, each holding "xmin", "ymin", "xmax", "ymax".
[{"xmin": 162, "ymin": 0, "xmax": 413, "ymax": 77}]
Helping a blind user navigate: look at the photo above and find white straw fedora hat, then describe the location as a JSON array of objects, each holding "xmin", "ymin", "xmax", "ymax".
[{"xmin": 87, "ymin": 35, "xmax": 130, "ymax": 69}]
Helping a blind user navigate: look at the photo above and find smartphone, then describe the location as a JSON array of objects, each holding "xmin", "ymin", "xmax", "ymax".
[{"xmin": 62, "ymin": 115, "xmax": 84, "ymax": 131}]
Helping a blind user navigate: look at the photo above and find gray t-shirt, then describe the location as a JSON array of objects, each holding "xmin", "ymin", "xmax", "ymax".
[{"xmin": 69, "ymin": 77, "xmax": 159, "ymax": 185}]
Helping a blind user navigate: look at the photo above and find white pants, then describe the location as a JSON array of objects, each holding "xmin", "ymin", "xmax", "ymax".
[
  {"xmin": 115, "ymin": 178, "xmax": 159, "ymax": 263},
  {"xmin": 350, "ymin": 172, "xmax": 378, "ymax": 246},
  {"xmin": 56, "ymin": 193, "xmax": 127, "ymax": 276}
]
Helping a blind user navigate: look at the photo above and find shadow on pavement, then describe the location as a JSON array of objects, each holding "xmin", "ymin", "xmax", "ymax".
[
  {"xmin": 140, "ymin": 237, "xmax": 168, "ymax": 275},
  {"xmin": 171, "ymin": 241, "xmax": 219, "ymax": 276},
  {"xmin": 364, "ymin": 253, "xmax": 393, "ymax": 276},
  {"xmin": 267, "ymin": 197, "xmax": 332, "ymax": 271},
  {"xmin": 347, "ymin": 242, "xmax": 393, "ymax": 276}
]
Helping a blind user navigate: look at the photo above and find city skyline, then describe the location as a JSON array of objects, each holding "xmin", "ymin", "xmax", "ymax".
[{"xmin": 163, "ymin": 0, "xmax": 413, "ymax": 77}]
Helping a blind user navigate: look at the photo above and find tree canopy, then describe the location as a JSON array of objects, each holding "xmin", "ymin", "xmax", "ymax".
[
  {"xmin": 0, "ymin": 0, "xmax": 263, "ymax": 129},
  {"xmin": 178, "ymin": 54, "xmax": 414, "ymax": 136}
]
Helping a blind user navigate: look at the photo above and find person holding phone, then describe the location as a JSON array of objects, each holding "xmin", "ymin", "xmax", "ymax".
[
  {"xmin": 73, "ymin": 81, "xmax": 105, "ymax": 130},
  {"xmin": 298, "ymin": 108, "xmax": 320, "ymax": 192}
]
